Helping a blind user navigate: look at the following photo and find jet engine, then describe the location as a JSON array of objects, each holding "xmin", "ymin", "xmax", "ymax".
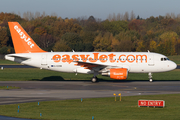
[{"xmin": 102, "ymin": 68, "xmax": 128, "ymax": 80}]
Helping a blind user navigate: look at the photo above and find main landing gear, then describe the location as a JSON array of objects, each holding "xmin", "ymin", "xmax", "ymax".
[
  {"xmin": 91, "ymin": 72, "xmax": 99, "ymax": 83},
  {"xmin": 148, "ymin": 72, "xmax": 153, "ymax": 82}
]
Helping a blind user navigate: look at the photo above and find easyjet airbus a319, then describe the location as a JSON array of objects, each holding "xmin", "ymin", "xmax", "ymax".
[{"xmin": 5, "ymin": 22, "xmax": 177, "ymax": 82}]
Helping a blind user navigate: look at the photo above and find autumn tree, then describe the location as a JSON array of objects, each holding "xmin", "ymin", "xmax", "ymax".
[
  {"xmin": 112, "ymin": 32, "xmax": 134, "ymax": 52},
  {"xmin": 93, "ymin": 32, "xmax": 112, "ymax": 51},
  {"xmin": 53, "ymin": 39, "xmax": 71, "ymax": 52},
  {"xmin": 102, "ymin": 20, "xmax": 128, "ymax": 35},
  {"xmin": 130, "ymin": 11, "xmax": 136, "ymax": 21},
  {"xmin": 157, "ymin": 31, "xmax": 178, "ymax": 55},
  {"xmin": 0, "ymin": 27, "xmax": 8, "ymax": 47},
  {"xmin": 61, "ymin": 32, "xmax": 85, "ymax": 51}
]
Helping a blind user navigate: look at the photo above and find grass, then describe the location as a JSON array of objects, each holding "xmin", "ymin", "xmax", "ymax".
[
  {"xmin": 168, "ymin": 55, "xmax": 180, "ymax": 65},
  {"xmin": 0, "ymin": 94, "xmax": 180, "ymax": 120},
  {"xmin": 0, "ymin": 86, "xmax": 20, "ymax": 90},
  {"xmin": 0, "ymin": 68, "xmax": 179, "ymax": 81},
  {"xmin": 0, "ymin": 59, "xmax": 20, "ymax": 65}
]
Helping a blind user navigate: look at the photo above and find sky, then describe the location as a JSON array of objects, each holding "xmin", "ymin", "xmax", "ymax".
[{"xmin": 0, "ymin": 0, "xmax": 180, "ymax": 20}]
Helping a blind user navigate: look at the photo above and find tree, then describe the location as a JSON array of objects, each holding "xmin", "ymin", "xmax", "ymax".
[
  {"xmin": 123, "ymin": 11, "xmax": 129, "ymax": 21},
  {"xmin": 87, "ymin": 16, "xmax": 96, "ymax": 22},
  {"xmin": 149, "ymin": 40, "xmax": 157, "ymax": 52},
  {"xmin": 113, "ymin": 32, "xmax": 134, "ymax": 52},
  {"xmin": 136, "ymin": 40, "xmax": 146, "ymax": 52},
  {"xmin": 0, "ymin": 27, "xmax": 8, "ymax": 47},
  {"xmin": 157, "ymin": 31, "xmax": 178, "ymax": 55},
  {"xmin": 136, "ymin": 15, "xmax": 140, "ymax": 19},
  {"xmin": 53, "ymin": 39, "xmax": 71, "ymax": 52},
  {"xmin": 102, "ymin": 20, "xmax": 128, "ymax": 35},
  {"xmin": 128, "ymin": 19, "xmax": 144, "ymax": 31},
  {"xmin": 61, "ymin": 33, "xmax": 85, "ymax": 51},
  {"xmin": 93, "ymin": 32, "xmax": 112, "ymax": 51},
  {"xmin": 130, "ymin": 10, "xmax": 135, "ymax": 21}
]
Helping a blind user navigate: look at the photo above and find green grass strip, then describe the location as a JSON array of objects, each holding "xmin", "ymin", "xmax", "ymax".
[
  {"xmin": 0, "ymin": 68, "xmax": 180, "ymax": 81},
  {"xmin": 0, "ymin": 86, "xmax": 20, "ymax": 90},
  {"xmin": 0, "ymin": 94, "xmax": 180, "ymax": 120}
]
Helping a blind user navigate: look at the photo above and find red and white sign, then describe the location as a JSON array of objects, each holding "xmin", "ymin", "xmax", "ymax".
[{"xmin": 138, "ymin": 100, "xmax": 165, "ymax": 107}]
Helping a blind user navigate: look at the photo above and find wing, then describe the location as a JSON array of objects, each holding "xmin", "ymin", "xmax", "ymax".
[
  {"xmin": 74, "ymin": 61, "xmax": 121, "ymax": 72},
  {"xmin": 5, "ymin": 54, "xmax": 31, "ymax": 64},
  {"xmin": 74, "ymin": 61, "xmax": 105, "ymax": 71},
  {"xmin": 7, "ymin": 55, "xmax": 30, "ymax": 60}
]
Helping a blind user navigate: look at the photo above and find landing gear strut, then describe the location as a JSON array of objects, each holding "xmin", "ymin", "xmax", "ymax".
[
  {"xmin": 148, "ymin": 72, "xmax": 153, "ymax": 82},
  {"xmin": 91, "ymin": 72, "xmax": 99, "ymax": 83}
]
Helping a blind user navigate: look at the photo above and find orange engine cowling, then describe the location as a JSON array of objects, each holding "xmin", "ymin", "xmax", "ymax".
[{"xmin": 102, "ymin": 68, "xmax": 128, "ymax": 80}]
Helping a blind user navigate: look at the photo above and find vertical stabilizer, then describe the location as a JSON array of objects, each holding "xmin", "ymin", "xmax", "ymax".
[{"xmin": 8, "ymin": 22, "xmax": 46, "ymax": 53}]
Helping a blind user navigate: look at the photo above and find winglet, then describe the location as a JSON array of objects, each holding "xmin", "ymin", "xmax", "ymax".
[{"xmin": 8, "ymin": 22, "xmax": 46, "ymax": 53}]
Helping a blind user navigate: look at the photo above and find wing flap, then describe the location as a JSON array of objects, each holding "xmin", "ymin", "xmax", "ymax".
[{"xmin": 74, "ymin": 61, "xmax": 106, "ymax": 70}]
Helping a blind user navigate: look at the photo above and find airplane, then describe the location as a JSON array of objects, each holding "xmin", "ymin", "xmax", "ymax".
[{"xmin": 5, "ymin": 22, "xmax": 177, "ymax": 82}]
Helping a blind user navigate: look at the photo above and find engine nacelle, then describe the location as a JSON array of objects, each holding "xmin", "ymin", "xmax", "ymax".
[{"xmin": 102, "ymin": 68, "xmax": 128, "ymax": 80}]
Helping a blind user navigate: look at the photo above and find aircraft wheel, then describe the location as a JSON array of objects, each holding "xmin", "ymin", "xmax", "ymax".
[{"xmin": 91, "ymin": 77, "xmax": 98, "ymax": 83}]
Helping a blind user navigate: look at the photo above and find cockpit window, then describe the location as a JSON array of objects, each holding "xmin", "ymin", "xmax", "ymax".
[{"xmin": 161, "ymin": 57, "xmax": 169, "ymax": 61}]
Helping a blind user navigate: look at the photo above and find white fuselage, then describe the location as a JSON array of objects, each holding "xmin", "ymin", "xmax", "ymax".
[{"xmin": 5, "ymin": 52, "xmax": 177, "ymax": 74}]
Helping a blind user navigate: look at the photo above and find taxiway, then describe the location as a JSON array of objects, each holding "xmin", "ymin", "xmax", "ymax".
[{"xmin": 0, "ymin": 81, "xmax": 180, "ymax": 105}]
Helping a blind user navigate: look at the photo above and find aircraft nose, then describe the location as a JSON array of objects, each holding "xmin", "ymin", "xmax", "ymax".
[{"xmin": 171, "ymin": 62, "xmax": 177, "ymax": 70}]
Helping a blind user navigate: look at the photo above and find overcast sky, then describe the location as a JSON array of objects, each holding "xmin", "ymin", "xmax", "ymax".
[{"xmin": 0, "ymin": 0, "xmax": 180, "ymax": 20}]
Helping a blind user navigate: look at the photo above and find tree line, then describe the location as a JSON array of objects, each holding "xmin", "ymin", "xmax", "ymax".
[{"xmin": 0, "ymin": 12, "xmax": 180, "ymax": 56}]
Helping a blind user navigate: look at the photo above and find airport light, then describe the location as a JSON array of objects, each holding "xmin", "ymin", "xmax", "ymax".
[
  {"xmin": 113, "ymin": 93, "xmax": 116, "ymax": 101},
  {"xmin": 118, "ymin": 93, "xmax": 121, "ymax": 101}
]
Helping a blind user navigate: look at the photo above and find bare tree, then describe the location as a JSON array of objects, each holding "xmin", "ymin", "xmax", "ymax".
[
  {"xmin": 18, "ymin": 11, "xmax": 21, "ymax": 17},
  {"xmin": 112, "ymin": 13, "xmax": 116, "ymax": 21},
  {"xmin": 171, "ymin": 12, "xmax": 176, "ymax": 19},
  {"xmin": 117, "ymin": 13, "xmax": 121, "ymax": 21},
  {"xmin": 130, "ymin": 10, "xmax": 135, "ymax": 21},
  {"xmin": 124, "ymin": 11, "xmax": 129, "ymax": 21},
  {"xmin": 23, "ymin": 12, "xmax": 28, "ymax": 20},
  {"xmin": 29, "ymin": 12, "xmax": 34, "ymax": 20},
  {"xmin": 177, "ymin": 13, "xmax": 180, "ymax": 20},
  {"xmin": 35, "ymin": 12, "xmax": 41, "ymax": 19},
  {"xmin": 165, "ymin": 13, "xmax": 171, "ymax": 18},
  {"xmin": 107, "ymin": 13, "xmax": 112, "ymax": 21},
  {"xmin": 51, "ymin": 12, "xmax": 57, "ymax": 17},
  {"xmin": 42, "ymin": 11, "xmax": 46, "ymax": 17}
]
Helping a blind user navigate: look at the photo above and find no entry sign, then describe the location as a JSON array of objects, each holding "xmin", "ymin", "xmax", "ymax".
[{"xmin": 138, "ymin": 100, "xmax": 165, "ymax": 107}]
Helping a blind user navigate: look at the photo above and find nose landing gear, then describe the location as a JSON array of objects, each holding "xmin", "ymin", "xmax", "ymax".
[{"xmin": 148, "ymin": 72, "xmax": 153, "ymax": 82}]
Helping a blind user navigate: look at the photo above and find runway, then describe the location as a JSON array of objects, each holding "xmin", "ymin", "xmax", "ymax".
[{"xmin": 0, "ymin": 81, "xmax": 180, "ymax": 105}]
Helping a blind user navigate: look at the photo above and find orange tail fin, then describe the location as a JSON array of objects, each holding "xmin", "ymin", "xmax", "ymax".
[{"xmin": 8, "ymin": 22, "xmax": 46, "ymax": 53}]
